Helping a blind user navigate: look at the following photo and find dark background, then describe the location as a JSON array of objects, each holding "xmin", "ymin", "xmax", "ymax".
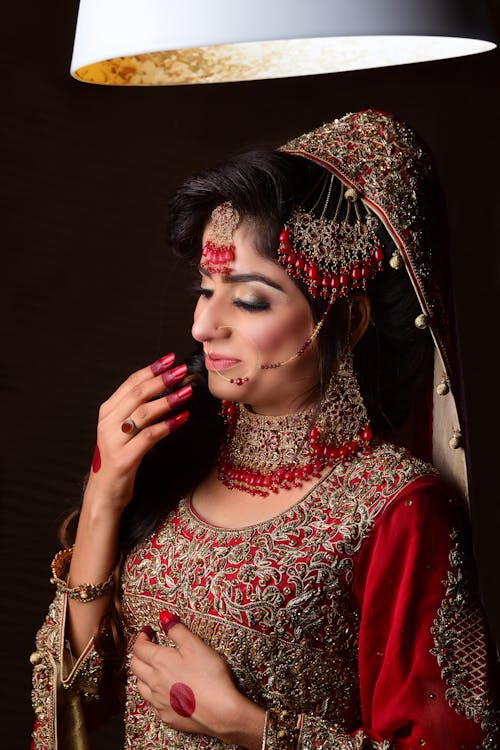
[{"xmin": 2, "ymin": 2, "xmax": 500, "ymax": 747}]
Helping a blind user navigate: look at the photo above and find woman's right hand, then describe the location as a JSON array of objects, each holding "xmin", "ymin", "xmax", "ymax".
[{"xmin": 86, "ymin": 352, "xmax": 192, "ymax": 513}]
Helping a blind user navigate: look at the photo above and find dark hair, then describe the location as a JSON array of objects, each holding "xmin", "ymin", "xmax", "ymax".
[{"xmin": 167, "ymin": 148, "xmax": 434, "ymax": 429}]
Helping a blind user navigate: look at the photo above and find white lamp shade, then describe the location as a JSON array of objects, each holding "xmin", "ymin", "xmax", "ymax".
[{"xmin": 70, "ymin": 0, "xmax": 497, "ymax": 85}]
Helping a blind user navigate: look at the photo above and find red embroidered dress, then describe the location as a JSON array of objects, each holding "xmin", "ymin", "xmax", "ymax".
[{"xmin": 31, "ymin": 443, "xmax": 498, "ymax": 749}]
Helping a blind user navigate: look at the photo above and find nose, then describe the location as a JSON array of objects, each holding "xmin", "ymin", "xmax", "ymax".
[{"xmin": 191, "ymin": 296, "xmax": 229, "ymax": 344}]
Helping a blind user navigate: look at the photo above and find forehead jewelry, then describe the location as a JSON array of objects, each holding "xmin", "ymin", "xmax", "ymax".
[{"xmin": 202, "ymin": 201, "xmax": 240, "ymax": 275}]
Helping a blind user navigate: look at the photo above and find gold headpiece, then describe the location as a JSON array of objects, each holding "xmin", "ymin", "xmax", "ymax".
[
  {"xmin": 280, "ymin": 110, "xmax": 468, "ymax": 501},
  {"xmin": 278, "ymin": 182, "xmax": 384, "ymax": 300}
]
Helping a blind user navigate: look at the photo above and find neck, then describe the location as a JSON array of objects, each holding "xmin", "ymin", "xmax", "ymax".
[{"xmin": 217, "ymin": 353, "xmax": 372, "ymax": 497}]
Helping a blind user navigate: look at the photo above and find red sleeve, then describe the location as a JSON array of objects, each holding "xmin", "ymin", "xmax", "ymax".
[{"xmin": 350, "ymin": 476, "xmax": 498, "ymax": 749}]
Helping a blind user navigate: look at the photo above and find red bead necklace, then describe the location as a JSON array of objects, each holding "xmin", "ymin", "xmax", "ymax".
[{"xmin": 217, "ymin": 400, "xmax": 373, "ymax": 497}]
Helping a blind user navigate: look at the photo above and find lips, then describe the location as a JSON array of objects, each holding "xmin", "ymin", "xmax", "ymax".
[{"xmin": 205, "ymin": 352, "xmax": 241, "ymax": 371}]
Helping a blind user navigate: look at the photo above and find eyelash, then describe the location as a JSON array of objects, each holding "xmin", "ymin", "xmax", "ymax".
[{"xmin": 192, "ymin": 286, "xmax": 270, "ymax": 312}]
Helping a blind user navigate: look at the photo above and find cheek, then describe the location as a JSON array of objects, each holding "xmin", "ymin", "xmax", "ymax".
[{"xmin": 250, "ymin": 307, "xmax": 313, "ymax": 355}]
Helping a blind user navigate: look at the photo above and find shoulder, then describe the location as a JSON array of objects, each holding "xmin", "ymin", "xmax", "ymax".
[{"xmin": 343, "ymin": 443, "xmax": 465, "ymax": 528}]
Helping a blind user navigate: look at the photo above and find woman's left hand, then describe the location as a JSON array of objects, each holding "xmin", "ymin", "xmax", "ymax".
[{"xmin": 131, "ymin": 616, "xmax": 265, "ymax": 749}]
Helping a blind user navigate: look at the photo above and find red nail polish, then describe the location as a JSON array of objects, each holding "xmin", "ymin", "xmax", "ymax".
[
  {"xmin": 166, "ymin": 385, "xmax": 193, "ymax": 409},
  {"xmin": 140, "ymin": 625, "xmax": 156, "ymax": 640},
  {"xmin": 150, "ymin": 352, "xmax": 175, "ymax": 376},
  {"xmin": 92, "ymin": 444, "xmax": 101, "ymax": 473},
  {"xmin": 160, "ymin": 610, "xmax": 180, "ymax": 634},
  {"xmin": 165, "ymin": 410, "xmax": 190, "ymax": 434},
  {"xmin": 161, "ymin": 363, "xmax": 188, "ymax": 388}
]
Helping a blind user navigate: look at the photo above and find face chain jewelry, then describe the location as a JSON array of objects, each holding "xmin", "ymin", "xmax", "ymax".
[
  {"xmin": 260, "ymin": 299, "xmax": 333, "ymax": 370},
  {"xmin": 201, "ymin": 201, "xmax": 240, "ymax": 275},
  {"xmin": 217, "ymin": 350, "xmax": 372, "ymax": 497},
  {"xmin": 209, "ymin": 304, "xmax": 334, "ymax": 385}
]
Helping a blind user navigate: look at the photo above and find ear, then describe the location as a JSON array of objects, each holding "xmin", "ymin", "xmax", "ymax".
[{"xmin": 349, "ymin": 294, "xmax": 371, "ymax": 349}]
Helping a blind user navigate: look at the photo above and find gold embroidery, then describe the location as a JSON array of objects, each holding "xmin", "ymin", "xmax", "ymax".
[
  {"xmin": 430, "ymin": 528, "xmax": 499, "ymax": 749},
  {"xmin": 121, "ymin": 443, "xmax": 434, "ymax": 748},
  {"xmin": 31, "ymin": 588, "xmax": 104, "ymax": 749},
  {"xmin": 299, "ymin": 715, "xmax": 393, "ymax": 749}
]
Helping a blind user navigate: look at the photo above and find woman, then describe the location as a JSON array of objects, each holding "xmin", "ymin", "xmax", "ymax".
[{"xmin": 31, "ymin": 110, "xmax": 498, "ymax": 749}]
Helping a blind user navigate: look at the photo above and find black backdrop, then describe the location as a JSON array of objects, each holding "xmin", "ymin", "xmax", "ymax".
[{"xmin": 2, "ymin": 2, "xmax": 500, "ymax": 747}]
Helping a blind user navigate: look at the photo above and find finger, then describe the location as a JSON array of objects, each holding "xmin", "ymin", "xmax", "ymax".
[
  {"xmin": 159, "ymin": 611, "xmax": 191, "ymax": 649},
  {"xmin": 135, "ymin": 676, "xmax": 154, "ymax": 704},
  {"xmin": 111, "ymin": 365, "xmax": 189, "ymax": 427},
  {"xmin": 126, "ymin": 411, "xmax": 190, "ymax": 459},
  {"xmin": 139, "ymin": 625, "xmax": 156, "ymax": 641},
  {"xmin": 133, "ymin": 634, "xmax": 174, "ymax": 669},
  {"xmin": 122, "ymin": 384, "xmax": 193, "ymax": 435},
  {"xmin": 99, "ymin": 353, "xmax": 178, "ymax": 417}
]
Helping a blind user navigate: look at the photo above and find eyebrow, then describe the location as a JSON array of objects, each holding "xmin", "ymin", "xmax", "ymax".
[{"xmin": 198, "ymin": 265, "xmax": 285, "ymax": 292}]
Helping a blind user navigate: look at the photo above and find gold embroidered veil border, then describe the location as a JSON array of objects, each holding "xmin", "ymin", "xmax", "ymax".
[{"xmin": 280, "ymin": 110, "xmax": 468, "ymax": 502}]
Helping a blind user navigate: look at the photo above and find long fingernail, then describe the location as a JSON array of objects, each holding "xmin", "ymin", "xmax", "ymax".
[
  {"xmin": 150, "ymin": 352, "xmax": 175, "ymax": 375},
  {"xmin": 166, "ymin": 385, "xmax": 193, "ymax": 409},
  {"xmin": 140, "ymin": 625, "xmax": 156, "ymax": 640},
  {"xmin": 165, "ymin": 411, "xmax": 190, "ymax": 434},
  {"xmin": 161, "ymin": 363, "xmax": 188, "ymax": 388},
  {"xmin": 160, "ymin": 611, "xmax": 180, "ymax": 635}
]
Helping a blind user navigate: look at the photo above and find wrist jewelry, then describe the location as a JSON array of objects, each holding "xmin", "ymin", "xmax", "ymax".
[{"xmin": 50, "ymin": 546, "xmax": 115, "ymax": 603}]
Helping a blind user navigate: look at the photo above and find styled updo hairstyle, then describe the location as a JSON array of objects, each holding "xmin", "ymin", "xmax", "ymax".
[{"xmin": 167, "ymin": 149, "xmax": 435, "ymax": 436}]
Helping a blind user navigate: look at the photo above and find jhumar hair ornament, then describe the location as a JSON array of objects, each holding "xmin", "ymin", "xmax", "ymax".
[{"xmin": 278, "ymin": 179, "xmax": 385, "ymax": 300}]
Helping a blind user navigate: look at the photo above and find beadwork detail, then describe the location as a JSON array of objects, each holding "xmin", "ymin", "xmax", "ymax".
[
  {"xmin": 280, "ymin": 110, "xmax": 455, "ymax": 384},
  {"xmin": 278, "ymin": 209, "xmax": 384, "ymax": 300},
  {"xmin": 217, "ymin": 351, "xmax": 372, "ymax": 496},
  {"xmin": 201, "ymin": 201, "xmax": 240, "ymax": 275},
  {"xmin": 50, "ymin": 546, "xmax": 114, "ymax": 602}
]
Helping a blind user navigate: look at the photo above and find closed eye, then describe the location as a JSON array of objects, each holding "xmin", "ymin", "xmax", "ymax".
[
  {"xmin": 192, "ymin": 285, "xmax": 270, "ymax": 312},
  {"xmin": 234, "ymin": 299, "xmax": 270, "ymax": 312}
]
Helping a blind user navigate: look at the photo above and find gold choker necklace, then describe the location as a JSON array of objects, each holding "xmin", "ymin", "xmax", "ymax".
[{"xmin": 217, "ymin": 352, "xmax": 373, "ymax": 497}]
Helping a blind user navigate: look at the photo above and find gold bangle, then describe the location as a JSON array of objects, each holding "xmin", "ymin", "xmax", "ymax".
[{"xmin": 50, "ymin": 546, "xmax": 115, "ymax": 603}]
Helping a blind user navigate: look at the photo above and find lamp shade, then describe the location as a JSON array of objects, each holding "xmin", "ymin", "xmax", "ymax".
[{"xmin": 70, "ymin": 0, "xmax": 497, "ymax": 85}]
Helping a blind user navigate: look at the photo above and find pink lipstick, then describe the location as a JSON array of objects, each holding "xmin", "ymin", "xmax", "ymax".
[{"xmin": 205, "ymin": 353, "xmax": 241, "ymax": 371}]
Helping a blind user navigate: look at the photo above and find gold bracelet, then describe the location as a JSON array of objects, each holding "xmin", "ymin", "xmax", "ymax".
[
  {"xmin": 264, "ymin": 708, "xmax": 300, "ymax": 750},
  {"xmin": 50, "ymin": 546, "xmax": 115, "ymax": 603}
]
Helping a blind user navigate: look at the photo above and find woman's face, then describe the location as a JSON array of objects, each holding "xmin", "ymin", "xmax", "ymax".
[{"xmin": 191, "ymin": 220, "xmax": 321, "ymax": 415}]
